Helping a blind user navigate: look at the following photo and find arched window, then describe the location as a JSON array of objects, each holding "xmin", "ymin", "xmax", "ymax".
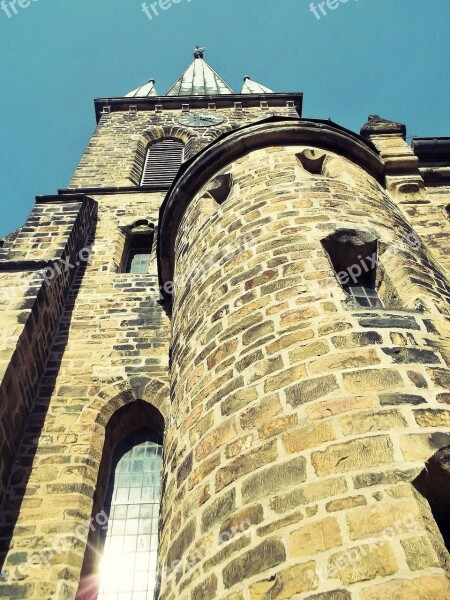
[
  {"xmin": 121, "ymin": 221, "xmax": 154, "ymax": 274},
  {"xmin": 141, "ymin": 139, "xmax": 184, "ymax": 187},
  {"xmin": 76, "ymin": 401, "xmax": 165, "ymax": 600},
  {"xmin": 97, "ymin": 429, "xmax": 163, "ymax": 599}
]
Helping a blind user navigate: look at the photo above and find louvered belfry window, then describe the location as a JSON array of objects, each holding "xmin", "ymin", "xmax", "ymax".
[{"xmin": 141, "ymin": 139, "xmax": 184, "ymax": 187}]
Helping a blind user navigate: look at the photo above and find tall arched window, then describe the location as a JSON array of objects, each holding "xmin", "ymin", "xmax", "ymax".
[
  {"xmin": 97, "ymin": 429, "xmax": 163, "ymax": 599},
  {"xmin": 76, "ymin": 401, "xmax": 165, "ymax": 600},
  {"xmin": 141, "ymin": 139, "xmax": 184, "ymax": 187}
]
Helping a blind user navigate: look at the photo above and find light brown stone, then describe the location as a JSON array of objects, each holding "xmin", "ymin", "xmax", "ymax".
[{"xmin": 290, "ymin": 517, "xmax": 342, "ymax": 556}]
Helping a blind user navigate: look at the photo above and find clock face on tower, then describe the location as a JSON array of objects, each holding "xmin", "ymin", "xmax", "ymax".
[{"xmin": 178, "ymin": 113, "xmax": 225, "ymax": 127}]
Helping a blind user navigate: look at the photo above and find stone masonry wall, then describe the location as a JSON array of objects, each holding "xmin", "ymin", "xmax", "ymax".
[
  {"xmin": 160, "ymin": 146, "xmax": 450, "ymax": 600},
  {"xmin": 68, "ymin": 106, "xmax": 296, "ymax": 189},
  {"xmin": 0, "ymin": 192, "xmax": 171, "ymax": 599},
  {"xmin": 0, "ymin": 197, "xmax": 96, "ymax": 498}
]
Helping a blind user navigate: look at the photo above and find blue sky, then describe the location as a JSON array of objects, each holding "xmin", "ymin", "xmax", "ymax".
[{"xmin": 0, "ymin": 0, "xmax": 448, "ymax": 237}]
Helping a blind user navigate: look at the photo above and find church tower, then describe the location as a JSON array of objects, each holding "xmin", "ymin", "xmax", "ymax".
[{"xmin": 1, "ymin": 48, "xmax": 450, "ymax": 600}]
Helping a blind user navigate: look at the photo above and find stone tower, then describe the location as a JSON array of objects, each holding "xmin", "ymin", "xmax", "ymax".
[{"xmin": 1, "ymin": 48, "xmax": 450, "ymax": 600}]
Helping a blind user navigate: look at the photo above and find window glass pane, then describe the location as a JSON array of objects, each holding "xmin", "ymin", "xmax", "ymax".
[
  {"xmin": 346, "ymin": 285, "xmax": 384, "ymax": 308},
  {"xmin": 97, "ymin": 430, "xmax": 162, "ymax": 600},
  {"xmin": 128, "ymin": 251, "xmax": 151, "ymax": 274}
]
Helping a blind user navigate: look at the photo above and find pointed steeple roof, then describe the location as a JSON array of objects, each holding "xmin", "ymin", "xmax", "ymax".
[
  {"xmin": 165, "ymin": 46, "xmax": 234, "ymax": 96},
  {"xmin": 241, "ymin": 75, "xmax": 273, "ymax": 94},
  {"xmin": 125, "ymin": 78, "xmax": 158, "ymax": 98}
]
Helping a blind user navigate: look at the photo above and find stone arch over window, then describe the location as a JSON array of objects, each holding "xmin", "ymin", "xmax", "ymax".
[
  {"xmin": 76, "ymin": 399, "xmax": 165, "ymax": 600},
  {"xmin": 140, "ymin": 139, "xmax": 185, "ymax": 188},
  {"xmin": 130, "ymin": 127, "xmax": 193, "ymax": 186}
]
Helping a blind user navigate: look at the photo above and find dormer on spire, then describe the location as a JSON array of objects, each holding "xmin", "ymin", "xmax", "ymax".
[
  {"xmin": 125, "ymin": 78, "xmax": 158, "ymax": 98},
  {"xmin": 241, "ymin": 75, "xmax": 273, "ymax": 94}
]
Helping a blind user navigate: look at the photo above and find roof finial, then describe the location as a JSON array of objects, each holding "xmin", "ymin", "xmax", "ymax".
[{"xmin": 194, "ymin": 45, "xmax": 205, "ymax": 59}]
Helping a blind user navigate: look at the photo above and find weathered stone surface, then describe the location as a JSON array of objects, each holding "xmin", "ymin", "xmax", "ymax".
[
  {"xmin": 166, "ymin": 520, "xmax": 196, "ymax": 567},
  {"xmin": 360, "ymin": 575, "xmax": 450, "ymax": 599},
  {"xmin": 4, "ymin": 103, "xmax": 450, "ymax": 600},
  {"xmin": 191, "ymin": 574, "xmax": 217, "ymax": 600},
  {"xmin": 216, "ymin": 440, "xmax": 278, "ymax": 492},
  {"xmin": 414, "ymin": 409, "xmax": 450, "ymax": 427},
  {"xmin": 220, "ymin": 504, "xmax": 264, "ymax": 538},
  {"xmin": 342, "ymin": 369, "xmax": 403, "ymax": 392},
  {"xmin": 271, "ymin": 478, "xmax": 348, "ymax": 513},
  {"xmin": 305, "ymin": 591, "xmax": 351, "ymax": 600},
  {"xmin": 306, "ymin": 395, "xmax": 373, "ymax": 419},
  {"xmin": 242, "ymin": 456, "xmax": 307, "ymax": 503},
  {"xmin": 401, "ymin": 535, "xmax": 440, "ymax": 571},
  {"xmin": 340, "ymin": 409, "xmax": 407, "ymax": 435},
  {"xmin": 400, "ymin": 432, "xmax": 450, "ymax": 461},
  {"xmin": 379, "ymin": 393, "xmax": 426, "ymax": 406},
  {"xmin": 326, "ymin": 495, "xmax": 366, "ymax": 512},
  {"xmin": 240, "ymin": 395, "xmax": 282, "ymax": 430},
  {"xmin": 249, "ymin": 561, "xmax": 317, "ymax": 599},
  {"xmin": 264, "ymin": 364, "xmax": 307, "ymax": 393},
  {"xmin": 353, "ymin": 468, "xmax": 420, "ymax": 489},
  {"xmin": 290, "ymin": 517, "xmax": 342, "ymax": 556},
  {"xmin": 258, "ymin": 414, "xmax": 298, "ymax": 440},
  {"xmin": 328, "ymin": 542, "xmax": 397, "ymax": 584},
  {"xmin": 256, "ymin": 510, "xmax": 304, "ymax": 537},
  {"xmin": 286, "ymin": 375, "xmax": 339, "ymax": 407},
  {"xmin": 201, "ymin": 489, "xmax": 235, "ymax": 532},
  {"xmin": 312, "ymin": 436, "xmax": 394, "ymax": 476},
  {"xmin": 221, "ymin": 387, "xmax": 258, "ymax": 416},
  {"xmin": 282, "ymin": 422, "xmax": 335, "ymax": 452},
  {"xmin": 346, "ymin": 499, "xmax": 422, "ymax": 540},
  {"xmin": 203, "ymin": 535, "xmax": 251, "ymax": 571},
  {"xmin": 308, "ymin": 349, "xmax": 380, "ymax": 375},
  {"xmin": 223, "ymin": 539, "xmax": 286, "ymax": 588},
  {"xmin": 382, "ymin": 347, "xmax": 441, "ymax": 364},
  {"xmin": 289, "ymin": 340, "xmax": 330, "ymax": 362},
  {"xmin": 331, "ymin": 332, "xmax": 383, "ymax": 349}
]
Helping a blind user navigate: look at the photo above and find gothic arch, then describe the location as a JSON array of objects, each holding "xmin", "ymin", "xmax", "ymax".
[
  {"xmin": 75, "ymin": 379, "xmax": 169, "ymax": 599},
  {"xmin": 77, "ymin": 376, "xmax": 170, "ymax": 428}
]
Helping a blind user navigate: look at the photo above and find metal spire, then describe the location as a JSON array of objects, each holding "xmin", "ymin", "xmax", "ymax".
[{"xmin": 165, "ymin": 46, "xmax": 234, "ymax": 96}]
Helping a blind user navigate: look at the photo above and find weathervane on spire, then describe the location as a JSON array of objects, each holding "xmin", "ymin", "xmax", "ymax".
[{"xmin": 194, "ymin": 45, "xmax": 205, "ymax": 59}]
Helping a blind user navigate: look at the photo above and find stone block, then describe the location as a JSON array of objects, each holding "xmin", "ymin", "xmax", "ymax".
[
  {"xmin": 223, "ymin": 539, "xmax": 286, "ymax": 589},
  {"xmin": 312, "ymin": 435, "xmax": 394, "ymax": 476},
  {"xmin": 289, "ymin": 517, "xmax": 342, "ymax": 556},
  {"xmin": 242, "ymin": 456, "xmax": 307, "ymax": 503},
  {"xmin": 282, "ymin": 422, "xmax": 335, "ymax": 453},
  {"xmin": 360, "ymin": 575, "xmax": 450, "ymax": 600},
  {"xmin": 249, "ymin": 561, "xmax": 317, "ymax": 599}
]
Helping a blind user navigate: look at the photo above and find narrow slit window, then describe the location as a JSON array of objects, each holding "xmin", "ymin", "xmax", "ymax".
[
  {"xmin": 322, "ymin": 230, "xmax": 384, "ymax": 308},
  {"xmin": 122, "ymin": 222, "xmax": 154, "ymax": 274},
  {"xmin": 97, "ymin": 429, "xmax": 163, "ymax": 600},
  {"xmin": 141, "ymin": 139, "xmax": 184, "ymax": 187}
]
